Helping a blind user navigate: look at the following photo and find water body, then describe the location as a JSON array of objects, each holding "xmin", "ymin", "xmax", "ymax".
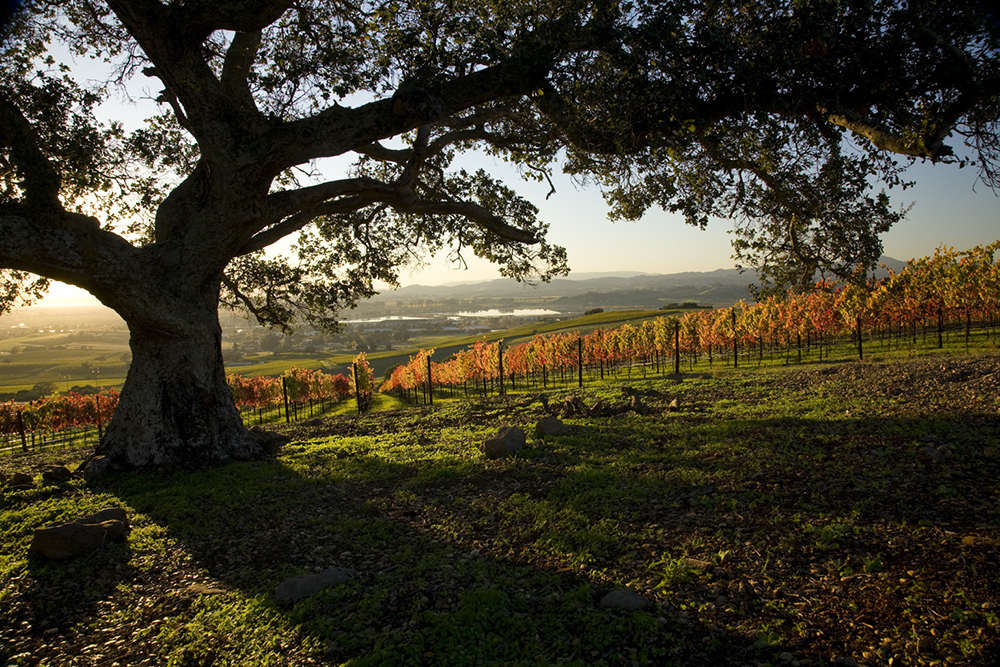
[
  {"xmin": 449, "ymin": 308, "xmax": 562, "ymax": 318},
  {"xmin": 346, "ymin": 309, "xmax": 562, "ymax": 323}
]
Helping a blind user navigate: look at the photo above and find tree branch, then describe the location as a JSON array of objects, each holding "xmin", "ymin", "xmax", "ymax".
[
  {"xmin": 264, "ymin": 36, "xmax": 570, "ymax": 173},
  {"xmin": 221, "ymin": 30, "xmax": 263, "ymax": 116},
  {"xmin": 0, "ymin": 95, "xmax": 62, "ymax": 211},
  {"xmin": 819, "ymin": 107, "xmax": 954, "ymax": 159}
]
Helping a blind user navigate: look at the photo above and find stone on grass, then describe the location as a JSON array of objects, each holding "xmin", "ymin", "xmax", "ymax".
[
  {"xmin": 274, "ymin": 567, "xmax": 356, "ymax": 601},
  {"xmin": 83, "ymin": 455, "xmax": 113, "ymax": 481},
  {"xmin": 920, "ymin": 444, "xmax": 951, "ymax": 463},
  {"xmin": 560, "ymin": 396, "xmax": 589, "ymax": 417},
  {"xmin": 599, "ymin": 589, "xmax": 648, "ymax": 611},
  {"xmin": 667, "ymin": 398, "xmax": 680, "ymax": 412},
  {"xmin": 481, "ymin": 426, "xmax": 526, "ymax": 459},
  {"xmin": 6, "ymin": 472, "xmax": 33, "ymax": 488},
  {"xmin": 302, "ymin": 418, "xmax": 324, "ymax": 427},
  {"xmin": 42, "ymin": 465, "xmax": 72, "ymax": 484},
  {"xmin": 535, "ymin": 416, "xmax": 570, "ymax": 436},
  {"xmin": 29, "ymin": 507, "xmax": 130, "ymax": 560},
  {"xmin": 250, "ymin": 425, "xmax": 292, "ymax": 448},
  {"xmin": 629, "ymin": 394, "xmax": 651, "ymax": 415}
]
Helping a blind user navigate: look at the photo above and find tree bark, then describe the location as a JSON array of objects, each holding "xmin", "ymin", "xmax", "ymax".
[{"xmin": 92, "ymin": 299, "xmax": 268, "ymax": 470}]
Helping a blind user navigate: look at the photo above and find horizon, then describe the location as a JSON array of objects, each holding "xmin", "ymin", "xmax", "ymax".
[{"xmin": 14, "ymin": 53, "xmax": 997, "ymax": 312}]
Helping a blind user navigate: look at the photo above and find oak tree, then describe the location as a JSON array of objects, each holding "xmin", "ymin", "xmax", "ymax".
[{"xmin": 1, "ymin": 0, "xmax": 997, "ymax": 470}]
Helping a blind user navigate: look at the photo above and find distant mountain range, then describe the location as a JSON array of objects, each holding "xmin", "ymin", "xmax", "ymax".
[{"xmin": 368, "ymin": 257, "xmax": 908, "ymax": 311}]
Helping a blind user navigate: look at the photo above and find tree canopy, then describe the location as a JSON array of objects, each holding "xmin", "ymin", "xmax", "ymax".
[{"xmin": 0, "ymin": 0, "xmax": 997, "ymax": 468}]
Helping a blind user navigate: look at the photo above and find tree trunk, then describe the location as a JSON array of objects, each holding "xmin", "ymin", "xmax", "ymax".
[{"xmin": 92, "ymin": 304, "xmax": 268, "ymax": 470}]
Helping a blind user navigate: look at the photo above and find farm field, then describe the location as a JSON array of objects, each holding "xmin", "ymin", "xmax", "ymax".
[
  {"xmin": 0, "ymin": 307, "xmax": 680, "ymax": 395},
  {"xmin": 2, "ymin": 351, "xmax": 999, "ymax": 666}
]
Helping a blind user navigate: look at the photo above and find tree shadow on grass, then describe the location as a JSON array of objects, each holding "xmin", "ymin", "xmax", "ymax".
[{"xmin": 6, "ymin": 407, "xmax": 1000, "ymax": 666}]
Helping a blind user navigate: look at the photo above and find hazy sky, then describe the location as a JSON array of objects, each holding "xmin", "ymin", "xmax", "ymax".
[{"xmin": 28, "ymin": 51, "xmax": 1000, "ymax": 306}]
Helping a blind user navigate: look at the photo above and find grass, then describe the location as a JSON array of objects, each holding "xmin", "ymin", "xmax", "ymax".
[{"xmin": 2, "ymin": 351, "xmax": 1000, "ymax": 666}]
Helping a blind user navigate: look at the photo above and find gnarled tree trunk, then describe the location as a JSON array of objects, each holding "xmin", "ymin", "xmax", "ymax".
[{"xmin": 91, "ymin": 289, "xmax": 269, "ymax": 470}]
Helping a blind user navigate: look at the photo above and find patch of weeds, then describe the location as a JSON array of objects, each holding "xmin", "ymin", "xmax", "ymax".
[
  {"xmin": 647, "ymin": 552, "xmax": 696, "ymax": 588},
  {"xmin": 862, "ymin": 554, "xmax": 883, "ymax": 573},
  {"xmin": 753, "ymin": 628, "xmax": 783, "ymax": 650}
]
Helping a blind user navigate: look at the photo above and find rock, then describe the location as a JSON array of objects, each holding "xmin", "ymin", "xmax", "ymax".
[
  {"xmin": 517, "ymin": 394, "xmax": 545, "ymax": 408},
  {"xmin": 274, "ymin": 566, "xmax": 356, "ymax": 601},
  {"xmin": 832, "ymin": 658, "xmax": 858, "ymax": 667},
  {"xmin": 31, "ymin": 522, "xmax": 109, "ymax": 560},
  {"xmin": 481, "ymin": 426, "xmax": 526, "ymax": 459},
  {"xmin": 599, "ymin": 589, "xmax": 648, "ymax": 611},
  {"xmin": 41, "ymin": 466, "xmax": 72, "ymax": 484},
  {"xmin": 250, "ymin": 425, "xmax": 292, "ymax": 447},
  {"xmin": 916, "ymin": 637, "xmax": 936, "ymax": 653},
  {"xmin": 667, "ymin": 398, "xmax": 680, "ymax": 412},
  {"xmin": 6, "ymin": 472, "xmax": 33, "ymax": 488},
  {"xmin": 29, "ymin": 507, "xmax": 130, "ymax": 560},
  {"xmin": 79, "ymin": 508, "xmax": 130, "ymax": 539},
  {"xmin": 302, "ymin": 418, "xmax": 323, "ymax": 427},
  {"xmin": 83, "ymin": 455, "xmax": 113, "ymax": 481},
  {"xmin": 536, "ymin": 416, "xmax": 570, "ymax": 436},
  {"xmin": 562, "ymin": 396, "xmax": 589, "ymax": 417},
  {"xmin": 920, "ymin": 444, "xmax": 951, "ymax": 463},
  {"xmin": 629, "ymin": 394, "xmax": 651, "ymax": 415},
  {"xmin": 589, "ymin": 399, "xmax": 608, "ymax": 415}
]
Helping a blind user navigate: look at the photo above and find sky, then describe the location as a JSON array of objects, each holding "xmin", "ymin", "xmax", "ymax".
[{"xmin": 24, "ymin": 49, "xmax": 1000, "ymax": 307}]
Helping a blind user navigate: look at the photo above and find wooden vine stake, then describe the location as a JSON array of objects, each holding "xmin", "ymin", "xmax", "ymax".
[
  {"xmin": 497, "ymin": 341, "xmax": 504, "ymax": 396},
  {"xmin": 732, "ymin": 308, "xmax": 738, "ymax": 369},
  {"xmin": 282, "ymin": 376, "xmax": 290, "ymax": 423},
  {"xmin": 674, "ymin": 320, "xmax": 681, "ymax": 375},
  {"xmin": 426, "ymin": 353, "xmax": 433, "ymax": 405},
  {"xmin": 352, "ymin": 363, "xmax": 362, "ymax": 414}
]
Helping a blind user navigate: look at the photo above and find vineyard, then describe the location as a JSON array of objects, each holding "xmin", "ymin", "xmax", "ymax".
[
  {"xmin": 3, "ymin": 243, "xmax": 998, "ymax": 453},
  {"xmin": 0, "ymin": 364, "xmax": 368, "ymax": 455},
  {"xmin": 382, "ymin": 243, "xmax": 1000, "ymax": 400}
]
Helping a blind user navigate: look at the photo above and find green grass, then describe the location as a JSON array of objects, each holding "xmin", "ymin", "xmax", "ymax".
[{"xmin": 3, "ymin": 351, "xmax": 999, "ymax": 665}]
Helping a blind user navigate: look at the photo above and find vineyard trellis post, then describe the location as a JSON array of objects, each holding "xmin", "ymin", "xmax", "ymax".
[
  {"xmin": 16, "ymin": 410, "xmax": 27, "ymax": 452},
  {"xmin": 856, "ymin": 316, "xmax": 864, "ymax": 361},
  {"xmin": 578, "ymin": 337, "xmax": 583, "ymax": 388},
  {"xmin": 281, "ymin": 376, "xmax": 290, "ymax": 423},
  {"xmin": 427, "ymin": 353, "xmax": 433, "ymax": 405},
  {"xmin": 732, "ymin": 308, "xmax": 738, "ymax": 369},
  {"xmin": 497, "ymin": 341, "xmax": 504, "ymax": 396},
  {"xmin": 95, "ymin": 395, "xmax": 104, "ymax": 439},
  {"xmin": 353, "ymin": 363, "xmax": 362, "ymax": 414},
  {"xmin": 937, "ymin": 307, "xmax": 944, "ymax": 349},
  {"xmin": 674, "ymin": 320, "xmax": 681, "ymax": 375}
]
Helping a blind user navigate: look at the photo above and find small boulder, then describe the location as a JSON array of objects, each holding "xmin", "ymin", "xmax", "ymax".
[
  {"xmin": 41, "ymin": 465, "xmax": 73, "ymax": 485},
  {"xmin": 667, "ymin": 398, "xmax": 680, "ymax": 412},
  {"xmin": 560, "ymin": 396, "xmax": 589, "ymax": 417},
  {"xmin": 274, "ymin": 566, "xmax": 356, "ymax": 602},
  {"xmin": 599, "ymin": 589, "xmax": 648, "ymax": 611},
  {"xmin": 629, "ymin": 394, "xmax": 651, "ymax": 416},
  {"xmin": 29, "ymin": 507, "xmax": 130, "ymax": 560},
  {"xmin": 920, "ymin": 444, "xmax": 951, "ymax": 463},
  {"xmin": 83, "ymin": 455, "xmax": 113, "ymax": 481},
  {"xmin": 31, "ymin": 522, "xmax": 109, "ymax": 560},
  {"xmin": 250, "ymin": 425, "xmax": 292, "ymax": 447},
  {"xmin": 481, "ymin": 426, "xmax": 527, "ymax": 459},
  {"xmin": 302, "ymin": 418, "xmax": 324, "ymax": 427},
  {"xmin": 5, "ymin": 472, "xmax": 34, "ymax": 488},
  {"xmin": 79, "ymin": 507, "xmax": 130, "ymax": 539},
  {"xmin": 536, "ymin": 416, "xmax": 570, "ymax": 436}
]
